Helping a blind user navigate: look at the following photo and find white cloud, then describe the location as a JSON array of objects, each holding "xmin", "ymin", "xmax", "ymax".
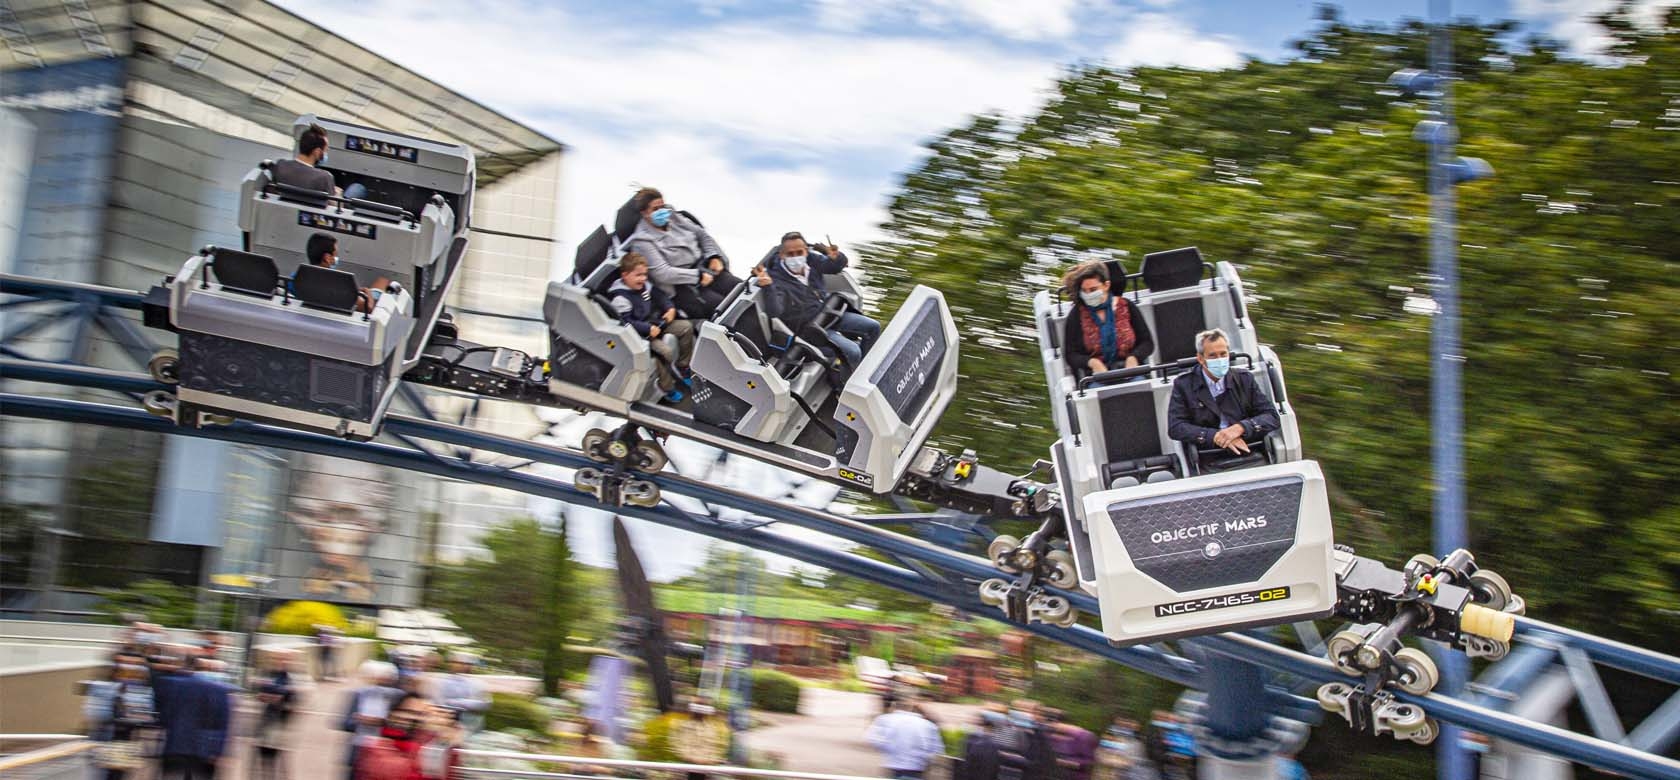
[
  {"xmin": 1510, "ymin": 0, "xmax": 1678, "ymax": 57},
  {"xmin": 1105, "ymin": 12, "xmax": 1243, "ymax": 70},
  {"xmin": 814, "ymin": 0, "xmax": 1098, "ymax": 41}
]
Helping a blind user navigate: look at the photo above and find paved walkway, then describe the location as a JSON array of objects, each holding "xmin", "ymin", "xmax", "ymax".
[{"xmin": 740, "ymin": 689, "xmax": 984, "ymax": 777}]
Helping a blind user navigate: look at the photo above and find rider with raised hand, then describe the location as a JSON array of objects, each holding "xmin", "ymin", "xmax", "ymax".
[
  {"xmin": 625, "ymin": 187, "xmax": 740, "ymax": 319},
  {"xmin": 755, "ymin": 232, "xmax": 879, "ymax": 370}
]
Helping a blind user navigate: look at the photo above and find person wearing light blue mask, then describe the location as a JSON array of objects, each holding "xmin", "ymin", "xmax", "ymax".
[
  {"xmin": 299, "ymin": 232, "xmax": 391, "ymax": 313},
  {"xmin": 624, "ymin": 186, "xmax": 740, "ymax": 319},
  {"xmin": 1166, "ymin": 327, "xmax": 1280, "ymax": 469},
  {"xmin": 1060, "ymin": 262, "xmax": 1155, "ymax": 378}
]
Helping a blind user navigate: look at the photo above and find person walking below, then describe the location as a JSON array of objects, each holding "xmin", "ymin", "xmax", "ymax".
[
  {"xmin": 353, "ymin": 693, "xmax": 460, "ymax": 780},
  {"xmin": 341, "ymin": 661, "xmax": 404, "ymax": 780},
  {"xmin": 253, "ymin": 650, "xmax": 301, "ymax": 780},
  {"xmin": 1044, "ymin": 709, "xmax": 1098, "ymax": 780},
  {"xmin": 152, "ymin": 652, "xmax": 233, "ymax": 780},
  {"xmin": 85, "ymin": 648, "xmax": 156, "ymax": 780},
  {"xmin": 866, "ymin": 698, "xmax": 946, "ymax": 779}
]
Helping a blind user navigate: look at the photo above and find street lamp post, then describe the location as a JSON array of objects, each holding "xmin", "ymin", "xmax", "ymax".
[{"xmin": 1390, "ymin": 3, "xmax": 1493, "ymax": 780}]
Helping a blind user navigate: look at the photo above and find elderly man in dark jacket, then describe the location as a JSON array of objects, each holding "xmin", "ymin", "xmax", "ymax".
[
  {"xmin": 153, "ymin": 653, "xmax": 233, "ymax": 779},
  {"xmin": 754, "ymin": 232, "xmax": 879, "ymax": 368},
  {"xmin": 1167, "ymin": 327, "xmax": 1279, "ymax": 471}
]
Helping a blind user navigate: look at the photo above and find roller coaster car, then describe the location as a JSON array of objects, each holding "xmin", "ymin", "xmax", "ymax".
[
  {"xmin": 1026, "ymin": 247, "xmax": 1332, "ymax": 643},
  {"xmin": 142, "ymin": 246, "xmax": 414, "ymax": 440},
  {"xmin": 238, "ymin": 115, "xmax": 474, "ymax": 365},
  {"xmin": 540, "ymin": 207, "xmax": 958, "ymax": 494}
]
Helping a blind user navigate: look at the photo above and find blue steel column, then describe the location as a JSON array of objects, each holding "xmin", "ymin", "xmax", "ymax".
[{"xmin": 1426, "ymin": 3, "xmax": 1471, "ymax": 780}]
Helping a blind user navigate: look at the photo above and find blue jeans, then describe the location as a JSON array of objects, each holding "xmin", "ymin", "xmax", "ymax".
[
  {"xmin": 824, "ymin": 311, "xmax": 880, "ymax": 366},
  {"xmin": 343, "ymin": 182, "xmax": 368, "ymax": 200}
]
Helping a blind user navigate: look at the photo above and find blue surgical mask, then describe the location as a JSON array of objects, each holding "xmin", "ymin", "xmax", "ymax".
[
  {"xmin": 319, "ymin": 151, "xmax": 329, "ymax": 166},
  {"xmin": 783, "ymin": 254, "xmax": 808, "ymax": 275},
  {"xmin": 1206, "ymin": 356, "xmax": 1230, "ymax": 379},
  {"xmin": 650, "ymin": 207, "xmax": 672, "ymax": 228}
]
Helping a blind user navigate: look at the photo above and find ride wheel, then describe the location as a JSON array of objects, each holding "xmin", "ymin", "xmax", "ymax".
[
  {"xmin": 1408, "ymin": 719, "xmax": 1439, "ymax": 745},
  {"xmin": 1385, "ymin": 703, "xmax": 1427, "ymax": 732},
  {"xmin": 1406, "ymin": 553, "xmax": 1440, "ymax": 575},
  {"xmin": 1315, "ymin": 683, "xmax": 1349, "ymax": 713},
  {"xmin": 1040, "ymin": 596, "xmax": 1077, "ymax": 628},
  {"xmin": 1394, "ymin": 647, "xmax": 1439, "ymax": 696},
  {"xmin": 141, "ymin": 389, "xmax": 176, "ymax": 418},
  {"xmin": 581, "ymin": 429, "xmax": 612, "ymax": 462},
  {"xmin": 1469, "ymin": 569, "xmax": 1513, "ymax": 612},
  {"xmin": 988, "ymin": 535, "xmax": 1021, "ymax": 573},
  {"xmin": 632, "ymin": 440, "xmax": 668, "ymax": 474},
  {"xmin": 147, "ymin": 349, "xmax": 180, "ymax": 384},
  {"xmin": 978, "ymin": 578, "xmax": 1009, "ymax": 607},
  {"xmin": 1326, "ymin": 630, "xmax": 1365, "ymax": 676},
  {"xmin": 1044, "ymin": 549, "xmax": 1078, "ymax": 590},
  {"xmin": 1504, "ymin": 594, "xmax": 1527, "ymax": 616},
  {"xmin": 623, "ymin": 479, "xmax": 660, "ymax": 508}
]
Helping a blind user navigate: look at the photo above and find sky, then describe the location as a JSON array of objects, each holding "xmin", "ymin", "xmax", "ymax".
[
  {"xmin": 269, "ymin": 0, "xmax": 1673, "ymax": 581},
  {"xmin": 272, "ymin": 0, "xmax": 1675, "ymax": 282}
]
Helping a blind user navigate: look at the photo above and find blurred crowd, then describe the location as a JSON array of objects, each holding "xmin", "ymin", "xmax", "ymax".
[{"xmin": 80, "ymin": 620, "xmax": 487, "ymax": 780}]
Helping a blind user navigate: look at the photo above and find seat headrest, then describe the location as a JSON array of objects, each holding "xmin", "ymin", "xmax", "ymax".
[
  {"xmin": 1141, "ymin": 247, "xmax": 1205, "ymax": 292},
  {"xmin": 1145, "ymin": 470, "xmax": 1176, "ymax": 483},
  {"xmin": 293, "ymin": 264, "xmax": 362, "ymax": 314},
  {"xmin": 613, "ymin": 197, "xmax": 641, "ymax": 242},
  {"xmin": 573, "ymin": 226, "xmax": 611, "ymax": 281},
  {"xmin": 1110, "ymin": 476, "xmax": 1142, "ymax": 490},
  {"xmin": 210, "ymin": 248, "xmax": 279, "ymax": 297}
]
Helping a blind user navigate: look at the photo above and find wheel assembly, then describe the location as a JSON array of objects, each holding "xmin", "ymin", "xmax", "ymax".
[
  {"xmin": 147, "ymin": 349, "xmax": 180, "ymax": 384},
  {"xmin": 1044, "ymin": 549, "xmax": 1078, "ymax": 590},
  {"xmin": 1394, "ymin": 647, "xmax": 1439, "ymax": 696},
  {"xmin": 1327, "ymin": 629, "xmax": 1365, "ymax": 676}
]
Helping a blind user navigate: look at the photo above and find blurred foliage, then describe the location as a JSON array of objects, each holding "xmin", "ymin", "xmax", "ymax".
[
  {"xmin": 486, "ymin": 692, "xmax": 551, "ymax": 733},
  {"xmin": 866, "ymin": 4, "xmax": 1680, "ymax": 648},
  {"xmin": 261, "ymin": 600, "xmax": 349, "ymax": 635},
  {"xmin": 94, "ymin": 579, "xmax": 204, "ymax": 628},
  {"xmin": 427, "ymin": 517, "xmax": 580, "ymax": 696},
  {"xmin": 1027, "ymin": 659, "xmax": 1182, "ymax": 734},
  {"xmin": 749, "ymin": 668, "xmax": 804, "ymax": 713},
  {"xmin": 638, "ymin": 711, "xmax": 686, "ymax": 761}
]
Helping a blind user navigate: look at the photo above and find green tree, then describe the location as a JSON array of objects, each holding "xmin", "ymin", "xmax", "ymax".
[
  {"xmin": 865, "ymin": 6, "xmax": 1680, "ymax": 649},
  {"xmin": 426, "ymin": 517, "xmax": 579, "ymax": 695}
]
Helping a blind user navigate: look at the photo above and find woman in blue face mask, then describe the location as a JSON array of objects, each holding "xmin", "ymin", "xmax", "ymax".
[
  {"xmin": 624, "ymin": 187, "xmax": 741, "ymax": 319},
  {"xmin": 1061, "ymin": 262, "xmax": 1155, "ymax": 378}
]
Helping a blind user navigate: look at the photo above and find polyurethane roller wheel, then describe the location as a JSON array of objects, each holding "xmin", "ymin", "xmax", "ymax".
[
  {"xmin": 978, "ymin": 579, "xmax": 1008, "ymax": 606},
  {"xmin": 1407, "ymin": 553, "xmax": 1440, "ymax": 574},
  {"xmin": 633, "ymin": 440, "xmax": 668, "ymax": 474},
  {"xmin": 148, "ymin": 349, "xmax": 180, "ymax": 384},
  {"xmin": 1326, "ymin": 630, "xmax": 1364, "ymax": 676},
  {"xmin": 624, "ymin": 480, "xmax": 660, "ymax": 508},
  {"xmin": 582, "ymin": 429, "xmax": 611, "ymax": 462},
  {"xmin": 1409, "ymin": 719, "xmax": 1439, "ymax": 745},
  {"xmin": 988, "ymin": 535, "xmax": 1021, "ymax": 572},
  {"xmin": 141, "ymin": 389, "xmax": 176, "ymax": 418},
  {"xmin": 1394, "ymin": 647, "xmax": 1439, "ymax": 696},
  {"xmin": 1469, "ymin": 569, "xmax": 1513, "ymax": 611},
  {"xmin": 1386, "ymin": 703, "xmax": 1427, "ymax": 731},
  {"xmin": 1504, "ymin": 594, "xmax": 1527, "ymax": 616},
  {"xmin": 1041, "ymin": 596, "xmax": 1075, "ymax": 627},
  {"xmin": 1315, "ymin": 683, "xmax": 1347, "ymax": 713},
  {"xmin": 1045, "ymin": 549, "xmax": 1078, "ymax": 590}
]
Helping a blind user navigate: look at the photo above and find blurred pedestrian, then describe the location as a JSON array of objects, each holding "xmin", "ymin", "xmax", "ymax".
[
  {"xmin": 253, "ymin": 650, "xmax": 301, "ymax": 780},
  {"xmin": 1044, "ymin": 708, "xmax": 1097, "ymax": 780},
  {"xmin": 866, "ymin": 698, "xmax": 945, "ymax": 779},
  {"xmin": 956, "ymin": 711, "xmax": 1003, "ymax": 780},
  {"xmin": 994, "ymin": 701, "xmax": 1054, "ymax": 780},
  {"xmin": 672, "ymin": 700, "xmax": 730, "ymax": 780},
  {"xmin": 86, "ymin": 648, "xmax": 155, "ymax": 779},
  {"xmin": 1146, "ymin": 712, "xmax": 1195, "ymax": 780},
  {"xmin": 437, "ymin": 652, "xmax": 489, "ymax": 733},
  {"xmin": 341, "ymin": 661, "xmax": 404, "ymax": 780},
  {"xmin": 315, "ymin": 625, "xmax": 339, "ymax": 681},
  {"xmin": 153, "ymin": 652, "xmax": 233, "ymax": 780},
  {"xmin": 1095, "ymin": 717, "xmax": 1153, "ymax": 780},
  {"xmin": 352, "ymin": 693, "xmax": 460, "ymax": 780}
]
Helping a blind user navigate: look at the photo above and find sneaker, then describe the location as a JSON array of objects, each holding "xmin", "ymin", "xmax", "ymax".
[{"xmin": 663, "ymin": 388, "xmax": 685, "ymax": 404}]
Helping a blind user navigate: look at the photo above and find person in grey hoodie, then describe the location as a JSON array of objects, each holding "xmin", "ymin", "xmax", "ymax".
[{"xmin": 624, "ymin": 187, "xmax": 740, "ymax": 319}]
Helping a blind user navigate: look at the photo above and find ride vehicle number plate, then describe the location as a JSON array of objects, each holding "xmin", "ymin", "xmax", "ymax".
[
  {"xmin": 345, "ymin": 134, "xmax": 419, "ymax": 163},
  {"xmin": 1153, "ymin": 586, "xmax": 1291, "ymax": 617}
]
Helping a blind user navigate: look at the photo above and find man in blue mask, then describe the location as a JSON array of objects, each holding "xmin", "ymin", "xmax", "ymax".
[
  {"xmin": 1167, "ymin": 328, "xmax": 1279, "ymax": 470},
  {"xmin": 301, "ymin": 232, "xmax": 389, "ymax": 313}
]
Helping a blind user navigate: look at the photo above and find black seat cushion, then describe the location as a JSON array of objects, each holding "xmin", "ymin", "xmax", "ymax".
[
  {"xmin": 1141, "ymin": 247, "xmax": 1204, "ymax": 292},
  {"xmin": 293, "ymin": 264, "xmax": 362, "ymax": 314},
  {"xmin": 1152, "ymin": 298, "xmax": 1206, "ymax": 363},
  {"xmin": 1099, "ymin": 390, "xmax": 1162, "ymax": 464},
  {"xmin": 210, "ymin": 249, "xmax": 279, "ymax": 297},
  {"xmin": 573, "ymin": 226, "xmax": 611, "ymax": 281}
]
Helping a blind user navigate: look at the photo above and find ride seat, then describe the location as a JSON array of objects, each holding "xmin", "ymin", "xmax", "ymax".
[
  {"xmin": 293, "ymin": 264, "xmax": 363, "ymax": 315},
  {"xmin": 1082, "ymin": 379, "xmax": 1182, "ymax": 486},
  {"xmin": 210, "ymin": 248, "xmax": 280, "ymax": 297}
]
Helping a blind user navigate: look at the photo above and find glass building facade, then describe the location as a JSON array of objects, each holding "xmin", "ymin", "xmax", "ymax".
[{"xmin": 1, "ymin": 0, "xmax": 563, "ymax": 617}]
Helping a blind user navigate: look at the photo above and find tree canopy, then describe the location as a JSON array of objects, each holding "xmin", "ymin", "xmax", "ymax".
[{"xmin": 865, "ymin": 5, "xmax": 1679, "ymax": 647}]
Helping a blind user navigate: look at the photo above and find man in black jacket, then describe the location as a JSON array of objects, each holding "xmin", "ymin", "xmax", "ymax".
[
  {"xmin": 754, "ymin": 232, "xmax": 879, "ymax": 367},
  {"xmin": 1167, "ymin": 328, "xmax": 1279, "ymax": 470}
]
